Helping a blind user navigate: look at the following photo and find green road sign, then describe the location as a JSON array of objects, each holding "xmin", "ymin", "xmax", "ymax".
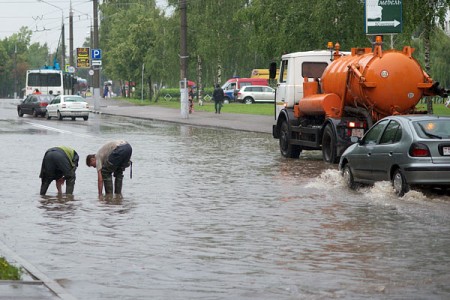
[{"xmin": 365, "ymin": 0, "xmax": 402, "ymax": 34}]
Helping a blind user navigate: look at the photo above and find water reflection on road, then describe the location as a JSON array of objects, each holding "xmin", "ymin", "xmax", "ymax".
[{"xmin": 1, "ymin": 102, "xmax": 450, "ymax": 299}]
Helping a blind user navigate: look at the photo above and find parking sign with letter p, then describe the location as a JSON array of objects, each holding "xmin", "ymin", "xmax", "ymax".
[{"xmin": 91, "ymin": 49, "xmax": 102, "ymax": 60}]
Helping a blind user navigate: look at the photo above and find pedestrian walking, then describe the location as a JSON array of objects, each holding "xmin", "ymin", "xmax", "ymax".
[
  {"xmin": 86, "ymin": 140, "xmax": 133, "ymax": 196},
  {"xmin": 39, "ymin": 146, "xmax": 79, "ymax": 195},
  {"xmin": 212, "ymin": 84, "xmax": 224, "ymax": 114}
]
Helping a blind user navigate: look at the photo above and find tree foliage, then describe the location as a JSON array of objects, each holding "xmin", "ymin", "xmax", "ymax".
[{"xmin": 0, "ymin": 0, "xmax": 449, "ymax": 99}]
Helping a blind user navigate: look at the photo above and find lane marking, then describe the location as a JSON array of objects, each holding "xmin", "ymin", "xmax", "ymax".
[{"xmin": 25, "ymin": 121, "xmax": 94, "ymax": 139}]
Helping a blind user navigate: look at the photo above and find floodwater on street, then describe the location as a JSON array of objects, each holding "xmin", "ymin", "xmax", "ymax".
[{"xmin": 1, "ymin": 98, "xmax": 450, "ymax": 299}]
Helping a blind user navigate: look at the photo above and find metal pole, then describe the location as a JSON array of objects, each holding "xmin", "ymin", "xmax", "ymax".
[
  {"xmin": 141, "ymin": 63, "xmax": 144, "ymax": 102},
  {"xmin": 69, "ymin": 0, "xmax": 74, "ymax": 67},
  {"xmin": 37, "ymin": 1, "xmax": 65, "ymax": 68},
  {"xmin": 14, "ymin": 44, "xmax": 17, "ymax": 99},
  {"xmin": 93, "ymin": 0, "xmax": 100, "ymax": 111}
]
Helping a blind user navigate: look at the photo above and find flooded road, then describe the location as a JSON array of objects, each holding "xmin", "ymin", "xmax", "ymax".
[{"xmin": 1, "ymin": 98, "xmax": 450, "ymax": 299}]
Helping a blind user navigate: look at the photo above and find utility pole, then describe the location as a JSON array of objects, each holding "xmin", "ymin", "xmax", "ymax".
[
  {"xmin": 179, "ymin": 0, "xmax": 188, "ymax": 118},
  {"xmin": 37, "ymin": 1, "xmax": 65, "ymax": 68},
  {"xmin": 180, "ymin": 0, "xmax": 188, "ymax": 80},
  {"xmin": 93, "ymin": 0, "xmax": 100, "ymax": 110},
  {"xmin": 62, "ymin": 19, "xmax": 65, "ymax": 69},
  {"xmin": 14, "ymin": 44, "xmax": 17, "ymax": 99},
  {"xmin": 69, "ymin": 0, "xmax": 74, "ymax": 67}
]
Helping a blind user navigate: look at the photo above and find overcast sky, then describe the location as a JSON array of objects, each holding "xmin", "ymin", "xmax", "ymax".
[{"xmin": 0, "ymin": 0, "xmax": 169, "ymax": 59}]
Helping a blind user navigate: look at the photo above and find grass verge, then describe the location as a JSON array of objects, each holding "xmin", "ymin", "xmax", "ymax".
[
  {"xmin": 0, "ymin": 257, "xmax": 21, "ymax": 280},
  {"xmin": 121, "ymin": 98, "xmax": 450, "ymax": 116}
]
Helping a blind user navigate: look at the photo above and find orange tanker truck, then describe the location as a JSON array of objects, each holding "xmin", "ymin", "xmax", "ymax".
[{"xmin": 271, "ymin": 36, "xmax": 449, "ymax": 163}]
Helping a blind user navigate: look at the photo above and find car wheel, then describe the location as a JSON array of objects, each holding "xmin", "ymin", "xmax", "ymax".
[
  {"xmin": 322, "ymin": 124, "xmax": 338, "ymax": 163},
  {"xmin": 342, "ymin": 164, "xmax": 357, "ymax": 190},
  {"xmin": 392, "ymin": 169, "xmax": 410, "ymax": 197},
  {"xmin": 57, "ymin": 111, "xmax": 63, "ymax": 120},
  {"xmin": 45, "ymin": 111, "xmax": 51, "ymax": 120},
  {"xmin": 279, "ymin": 120, "xmax": 301, "ymax": 158},
  {"xmin": 71, "ymin": 117, "xmax": 76, "ymax": 121},
  {"xmin": 83, "ymin": 116, "xmax": 89, "ymax": 121},
  {"xmin": 244, "ymin": 97, "xmax": 253, "ymax": 104},
  {"xmin": 32, "ymin": 109, "xmax": 38, "ymax": 117},
  {"xmin": 18, "ymin": 108, "xmax": 24, "ymax": 117}
]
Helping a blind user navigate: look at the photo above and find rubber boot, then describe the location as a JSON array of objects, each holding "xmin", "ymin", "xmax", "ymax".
[
  {"xmin": 114, "ymin": 176, "xmax": 123, "ymax": 194},
  {"xmin": 40, "ymin": 179, "xmax": 51, "ymax": 195},
  {"xmin": 104, "ymin": 178, "xmax": 114, "ymax": 195},
  {"xmin": 65, "ymin": 177, "xmax": 75, "ymax": 195}
]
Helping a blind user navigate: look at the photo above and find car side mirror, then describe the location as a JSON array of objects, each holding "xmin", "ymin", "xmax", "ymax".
[{"xmin": 269, "ymin": 62, "xmax": 277, "ymax": 79}]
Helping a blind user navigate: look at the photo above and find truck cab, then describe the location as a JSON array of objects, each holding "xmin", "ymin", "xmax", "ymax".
[{"xmin": 275, "ymin": 51, "xmax": 333, "ymax": 118}]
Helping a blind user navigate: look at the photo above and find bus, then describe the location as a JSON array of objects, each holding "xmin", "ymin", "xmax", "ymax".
[{"xmin": 25, "ymin": 69, "xmax": 79, "ymax": 97}]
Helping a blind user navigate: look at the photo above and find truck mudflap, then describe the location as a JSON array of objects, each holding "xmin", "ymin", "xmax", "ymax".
[{"xmin": 272, "ymin": 124, "xmax": 279, "ymax": 139}]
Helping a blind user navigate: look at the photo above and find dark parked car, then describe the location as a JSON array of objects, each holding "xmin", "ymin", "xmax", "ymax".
[
  {"xmin": 339, "ymin": 115, "xmax": 450, "ymax": 196},
  {"xmin": 17, "ymin": 94, "xmax": 53, "ymax": 117}
]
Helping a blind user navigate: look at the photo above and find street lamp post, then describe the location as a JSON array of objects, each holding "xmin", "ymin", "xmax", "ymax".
[{"xmin": 37, "ymin": 0, "xmax": 65, "ymax": 69}]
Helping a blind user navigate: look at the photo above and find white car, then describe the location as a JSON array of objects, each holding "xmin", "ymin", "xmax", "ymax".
[
  {"xmin": 236, "ymin": 85, "xmax": 275, "ymax": 104},
  {"xmin": 46, "ymin": 95, "xmax": 90, "ymax": 121}
]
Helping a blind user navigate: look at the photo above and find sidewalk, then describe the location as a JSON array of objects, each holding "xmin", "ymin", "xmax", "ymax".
[{"xmin": 86, "ymin": 97, "xmax": 275, "ymax": 134}]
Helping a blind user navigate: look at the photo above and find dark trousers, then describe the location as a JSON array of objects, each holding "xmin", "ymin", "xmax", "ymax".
[
  {"xmin": 40, "ymin": 149, "xmax": 76, "ymax": 195},
  {"xmin": 214, "ymin": 100, "xmax": 222, "ymax": 113},
  {"xmin": 102, "ymin": 143, "xmax": 132, "ymax": 194},
  {"xmin": 40, "ymin": 176, "xmax": 75, "ymax": 195}
]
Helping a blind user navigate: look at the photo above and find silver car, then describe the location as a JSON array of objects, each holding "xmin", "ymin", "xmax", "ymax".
[
  {"xmin": 339, "ymin": 115, "xmax": 450, "ymax": 196},
  {"xmin": 46, "ymin": 95, "xmax": 90, "ymax": 121},
  {"xmin": 236, "ymin": 85, "xmax": 275, "ymax": 104}
]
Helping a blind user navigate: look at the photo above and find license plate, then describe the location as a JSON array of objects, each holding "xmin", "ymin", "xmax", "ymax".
[
  {"xmin": 444, "ymin": 147, "xmax": 450, "ymax": 156},
  {"xmin": 351, "ymin": 128, "xmax": 364, "ymax": 138}
]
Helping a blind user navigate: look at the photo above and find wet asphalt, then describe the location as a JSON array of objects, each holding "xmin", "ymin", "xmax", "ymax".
[{"xmin": 0, "ymin": 96, "xmax": 275, "ymax": 299}]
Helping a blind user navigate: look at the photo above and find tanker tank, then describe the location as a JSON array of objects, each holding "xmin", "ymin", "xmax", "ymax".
[{"xmin": 298, "ymin": 44, "xmax": 440, "ymax": 123}]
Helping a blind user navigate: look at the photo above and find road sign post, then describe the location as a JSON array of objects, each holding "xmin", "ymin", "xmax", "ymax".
[{"xmin": 365, "ymin": 0, "xmax": 402, "ymax": 35}]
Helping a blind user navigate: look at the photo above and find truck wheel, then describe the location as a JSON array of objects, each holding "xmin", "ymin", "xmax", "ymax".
[
  {"xmin": 322, "ymin": 124, "xmax": 338, "ymax": 163},
  {"xmin": 392, "ymin": 169, "xmax": 410, "ymax": 197},
  {"xmin": 279, "ymin": 121, "xmax": 301, "ymax": 158}
]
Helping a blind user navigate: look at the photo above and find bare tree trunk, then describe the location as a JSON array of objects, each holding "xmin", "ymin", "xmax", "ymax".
[
  {"xmin": 424, "ymin": 25, "xmax": 433, "ymax": 114},
  {"xmin": 424, "ymin": 0, "xmax": 434, "ymax": 114},
  {"xmin": 217, "ymin": 57, "xmax": 222, "ymax": 85},
  {"xmin": 197, "ymin": 55, "xmax": 203, "ymax": 106}
]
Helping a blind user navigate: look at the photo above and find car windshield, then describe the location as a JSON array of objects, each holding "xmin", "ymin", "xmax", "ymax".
[
  {"xmin": 64, "ymin": 97, "xmax": 84, "ymax": 102},
  {"xmin": 38, "ymin": 95, "xmax": 52, "ymax": 102},
  {"xmin": 413, "ymin": 119, "xmax": 450, "ymax": 139}
]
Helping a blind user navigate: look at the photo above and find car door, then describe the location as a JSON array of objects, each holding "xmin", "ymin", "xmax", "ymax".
[
  {"xmin": 30, "ymin": 96, "xmax": 40, "ymax": 113},
  {"xmin": 368, "ymin": 120, "xmax": 403, "ymax": 181},
  {"xmin": 252, "ymin": 86, "xmax": 263, "ymax": 102},
  {"xmin": 349, "ymin": 119, "xmax": 389, "ymax": 181},
  {"xmin": 47, "ymin": 96, "xmax": 60, "ymax": 116},
  {"xmin": 262, "ymin": 87, "xmax": 275, "ymax": 102},
  {"xmin": 21, "ymin": 96, "xmax": 33, "ymax": 114}
]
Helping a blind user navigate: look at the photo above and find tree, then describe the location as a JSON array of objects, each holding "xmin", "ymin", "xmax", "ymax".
[{"xmin": 407, "ymin": 0, "xmax": 450, "ymax": 112}]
